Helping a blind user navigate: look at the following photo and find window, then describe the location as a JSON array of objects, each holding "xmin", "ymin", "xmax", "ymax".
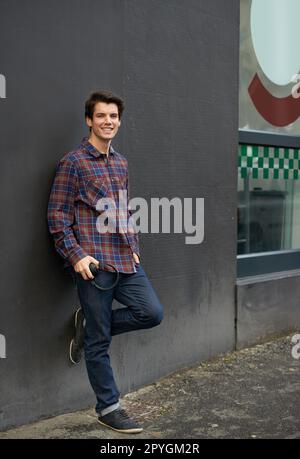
[{"xmin": 238, "ymin": 0, "xmax": 300, "ymax": 277}]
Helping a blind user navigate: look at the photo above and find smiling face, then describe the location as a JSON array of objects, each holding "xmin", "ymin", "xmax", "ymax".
[{"xmin": 86, "ymin": 102, "xmax": 121, "ymax": 142}]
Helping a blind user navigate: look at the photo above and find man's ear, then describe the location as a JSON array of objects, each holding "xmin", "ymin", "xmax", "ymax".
[
  {"xmin": 86, "ymin": 116, "xmax": 92, "ymax": 128},
  {"xmin": 118, "ymin": 119, "xmax": 121, "ymax": 127}
]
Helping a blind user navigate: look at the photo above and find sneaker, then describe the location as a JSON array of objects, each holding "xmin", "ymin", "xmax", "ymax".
[
  {"xmin": 98, "ymin": 409, "xmax": 143, "ymax": 434},
  {"xmin": 69, "ymin": 307, "xmax": 85, "ymax": 364}
]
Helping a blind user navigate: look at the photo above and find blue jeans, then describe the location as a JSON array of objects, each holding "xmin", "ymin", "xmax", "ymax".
[{"xmin": 72, "ymin": 264, "xmax": 163, "ymax": 415}]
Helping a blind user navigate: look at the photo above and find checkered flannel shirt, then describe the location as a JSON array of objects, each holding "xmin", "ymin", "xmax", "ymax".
[{"xmin": 47, "ymin": 137, "xmax": 139, "ymax": 273}]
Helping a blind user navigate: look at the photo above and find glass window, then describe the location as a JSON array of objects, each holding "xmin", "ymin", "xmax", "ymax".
[
  {"xmin": 240, "ymin": 0, "xmax": 300, "ymax": 135},
  {"xmin": 238, "ymin": 0, "xmax": 300, "ymax": 264},
  {"xmin": 238, "ymin": 144, "xmax": 300, "ymax": 255}
]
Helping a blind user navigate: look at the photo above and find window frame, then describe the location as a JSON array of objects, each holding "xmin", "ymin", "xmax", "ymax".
[{"xmin": 237, "ymin": 129, "xmax": 300, "ymax": 278}]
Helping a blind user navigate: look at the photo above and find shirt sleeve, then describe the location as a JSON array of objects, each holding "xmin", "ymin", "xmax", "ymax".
[{"xmin": 47, "ymin": 159, "xmax": 87, "ymax": 266}]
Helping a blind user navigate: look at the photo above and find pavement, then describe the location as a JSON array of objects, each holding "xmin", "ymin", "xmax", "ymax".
[{"xmin": 1, "ymin": 333, "xmax": 300, "ymax": 439}]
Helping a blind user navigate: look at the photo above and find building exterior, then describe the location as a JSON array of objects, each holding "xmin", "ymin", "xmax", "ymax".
[
  {"xmin": 1, "ymin": 0, "xmax": 298, "ymax": 431},
  {"xmin": 237, "ymin": 0, "xmax": 300, "ymax": 347}
]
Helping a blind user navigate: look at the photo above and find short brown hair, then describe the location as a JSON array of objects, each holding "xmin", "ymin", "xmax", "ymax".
[{"xmin": 85, "ymin": 91, "xmax": 124, "ymax": 120}]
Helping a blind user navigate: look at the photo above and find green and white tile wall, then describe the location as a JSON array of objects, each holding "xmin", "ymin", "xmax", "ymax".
[{"xmin": 239, "ymin": 145, "xmax": 300, "ymax": 180}]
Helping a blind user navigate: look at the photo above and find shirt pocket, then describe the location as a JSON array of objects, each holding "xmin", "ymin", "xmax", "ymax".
[
  {"xmin": 83, "ymin": 179, "xmax": 109, "ymax": 207},
  {"xmin": 111, "ymin": 175, "xmax": 127, "ymax": 190}
]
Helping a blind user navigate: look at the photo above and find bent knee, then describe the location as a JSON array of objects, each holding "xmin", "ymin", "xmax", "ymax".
[{"xmin": 148, "ymin": 307, "xmax": 163, "ymax": 327}]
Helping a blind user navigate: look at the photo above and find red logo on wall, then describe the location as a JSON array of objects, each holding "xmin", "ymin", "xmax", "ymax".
[
  {"xmin": 248, "ymin": 0, "xmax": 300, "ymax": 127},
  {"xmin": 249, "ymin": 73, "xmax": 300, "ymax": 127}
]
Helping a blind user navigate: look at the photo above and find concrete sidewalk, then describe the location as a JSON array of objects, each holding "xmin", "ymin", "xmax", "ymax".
[{"xmin": 1, "ymin": 333, "xmax": 300, "ymax": 439}]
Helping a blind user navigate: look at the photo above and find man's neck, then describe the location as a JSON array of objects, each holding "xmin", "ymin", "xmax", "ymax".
[{"xmin": 88, "ymin": 134, "xmax": 111, "ymax": 156}]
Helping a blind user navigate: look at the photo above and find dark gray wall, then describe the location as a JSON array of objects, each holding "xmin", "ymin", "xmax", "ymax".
[{"xmin": 0, "ymin": 0, "xmax": 240, "ymax": 430}]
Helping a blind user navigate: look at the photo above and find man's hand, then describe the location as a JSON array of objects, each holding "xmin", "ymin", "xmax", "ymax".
[
  {"xmin": 133, "ymin": 253, "xmax": 140, "ymax": 264},
  {"xmin": 74, "ymin": 256, "xmax": 100, "ymax": 280}
]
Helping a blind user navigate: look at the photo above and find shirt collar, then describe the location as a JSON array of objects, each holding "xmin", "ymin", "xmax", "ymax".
[{"xmin": 81, "ymin": 136, "xmax": 115, "ymax": 158}]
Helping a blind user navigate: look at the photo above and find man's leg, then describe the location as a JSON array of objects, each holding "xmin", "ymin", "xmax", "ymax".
[
  {"xmin": 74, "ymin": 271, "xmax": 120, "ymax": 416},
  {"xmin": 67, "ymin": 267, "xmax": 86, "ymax": 365},
  {"xmin": 112, "ymin": 264, "xmax": 163, "ymax": 336},
  {"xmin": 69, "ymin": 306, "xmax": 85, "ymax": 364},
  {"xmin": 96, "ymin": 263, "xmax": 163, "ymax": 433},
  {"xmin": 73, "ymin": 265, "xmax": 162, "ymax": 433}
]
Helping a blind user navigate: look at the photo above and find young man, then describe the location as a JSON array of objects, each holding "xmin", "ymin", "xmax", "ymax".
[{"xmin": 47, "ymin": 91, "xmax": 163, "ymax": 434}]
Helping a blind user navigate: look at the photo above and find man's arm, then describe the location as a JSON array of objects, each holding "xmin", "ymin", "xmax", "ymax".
[
  {"xmin": 47, "ymin": 159, "xmax": 88, "ymax": 266},
  {"xmin": 47, "ymin": 159, "xmax": 100, "ymax": 278}
]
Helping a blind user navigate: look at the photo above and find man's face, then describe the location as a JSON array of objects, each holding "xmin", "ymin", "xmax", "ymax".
[{"xmin": 86, "ymin": 102, "xmax": 121, "ymax": 141}]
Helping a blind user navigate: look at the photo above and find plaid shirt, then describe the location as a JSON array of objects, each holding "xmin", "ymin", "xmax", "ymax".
[{"xmin": 47, "ymin": 137, "xmax": 139, "ymax": 273}]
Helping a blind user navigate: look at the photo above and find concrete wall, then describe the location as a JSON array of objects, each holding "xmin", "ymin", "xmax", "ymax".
[
  {"xmin": 0, "ymin": 0, "xmax": 240, "ymax": 430},
  {"xmin": 237, "ymin": 270, "xmax": 300, "ymax": 349}
]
